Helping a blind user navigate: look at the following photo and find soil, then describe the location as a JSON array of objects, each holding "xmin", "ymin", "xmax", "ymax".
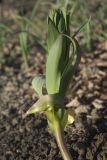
[{"xmin": 0, "ymin": 1, "xmax": 107, "ymax": 160}]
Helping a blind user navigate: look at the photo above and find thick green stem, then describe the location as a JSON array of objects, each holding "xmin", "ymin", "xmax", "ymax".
[{"xmin": 54, "ymin": 121, "xmax": 72, "ymax": 160}]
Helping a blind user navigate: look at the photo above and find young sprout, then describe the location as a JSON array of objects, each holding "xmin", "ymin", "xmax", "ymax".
[
  {"xmin": 24, "ymin": 9, "xmax": 81, "ymax": 160},
  {"xmin": 13, "ymin": 1, "xmax": 41, "ymax": 69},
  {"xmin": 13, "ymin": 16, "xmax": 29, "ymax": 69}
]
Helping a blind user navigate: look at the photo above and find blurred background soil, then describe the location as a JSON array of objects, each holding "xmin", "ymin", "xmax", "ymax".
[{"xmin": 0, "ymin": 0, "xmax": 107, "ymax": 160}]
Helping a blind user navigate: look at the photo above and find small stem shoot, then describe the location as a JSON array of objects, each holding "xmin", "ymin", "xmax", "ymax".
[{"xmin": 55, "ymin": 121, "xmax": 72, "ymax": 160}]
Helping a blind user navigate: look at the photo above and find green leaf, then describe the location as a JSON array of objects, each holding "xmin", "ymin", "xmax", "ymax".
[
  {"xmin": 46, "ymin": 35, "xmax": 63, "ymax": 94},
  {"xmin": 47, "ymin": 107, "xmax": 68, "ymax": 133},
  {"xmin": 58, "ymin": 16, "xmax": 65, "ymax": 33},
  {"xmin": 47, "ymin": 18, "xmax": 59, "ymax": 53},
  {"xmin": 57, "ymin": 9, "xmax": 67, "ymax": 33},
  {"xmin": 19, "ymin": 31, "xmax": 28, "ymax": 54},
  {"xmin": 32, "ymin": 75, "xmax": 45, "ymax": 96},
  {"xmin": 60, "ymin": 36, "xmax": 81, "ymax": 96},
  {"xmin": 56, "ymin": 108, "xmax": 68, "ymax": 129},
  {"xmin": 25, "ymin": 95, "xmax": 52, "ymax": 116}
]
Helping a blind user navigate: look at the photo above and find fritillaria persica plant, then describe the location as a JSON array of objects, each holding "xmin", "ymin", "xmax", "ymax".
[{"xmin": 24, "ymin": 9, "xmax": 81, "ymax": 160}]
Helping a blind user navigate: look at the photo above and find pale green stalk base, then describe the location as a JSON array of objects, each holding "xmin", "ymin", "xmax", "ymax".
[
  {"xmin": 54, "ymin": 121, "xmax": 72, "ymax": 160},
  {"xmin": 22, "ymin": 52, "xmax": 29, "ymax": 69}
]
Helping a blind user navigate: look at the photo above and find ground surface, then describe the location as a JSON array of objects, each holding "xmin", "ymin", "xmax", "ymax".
[{"xmin": 0, "ymin": 1, "xmax": 107, "ymax": 160}]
